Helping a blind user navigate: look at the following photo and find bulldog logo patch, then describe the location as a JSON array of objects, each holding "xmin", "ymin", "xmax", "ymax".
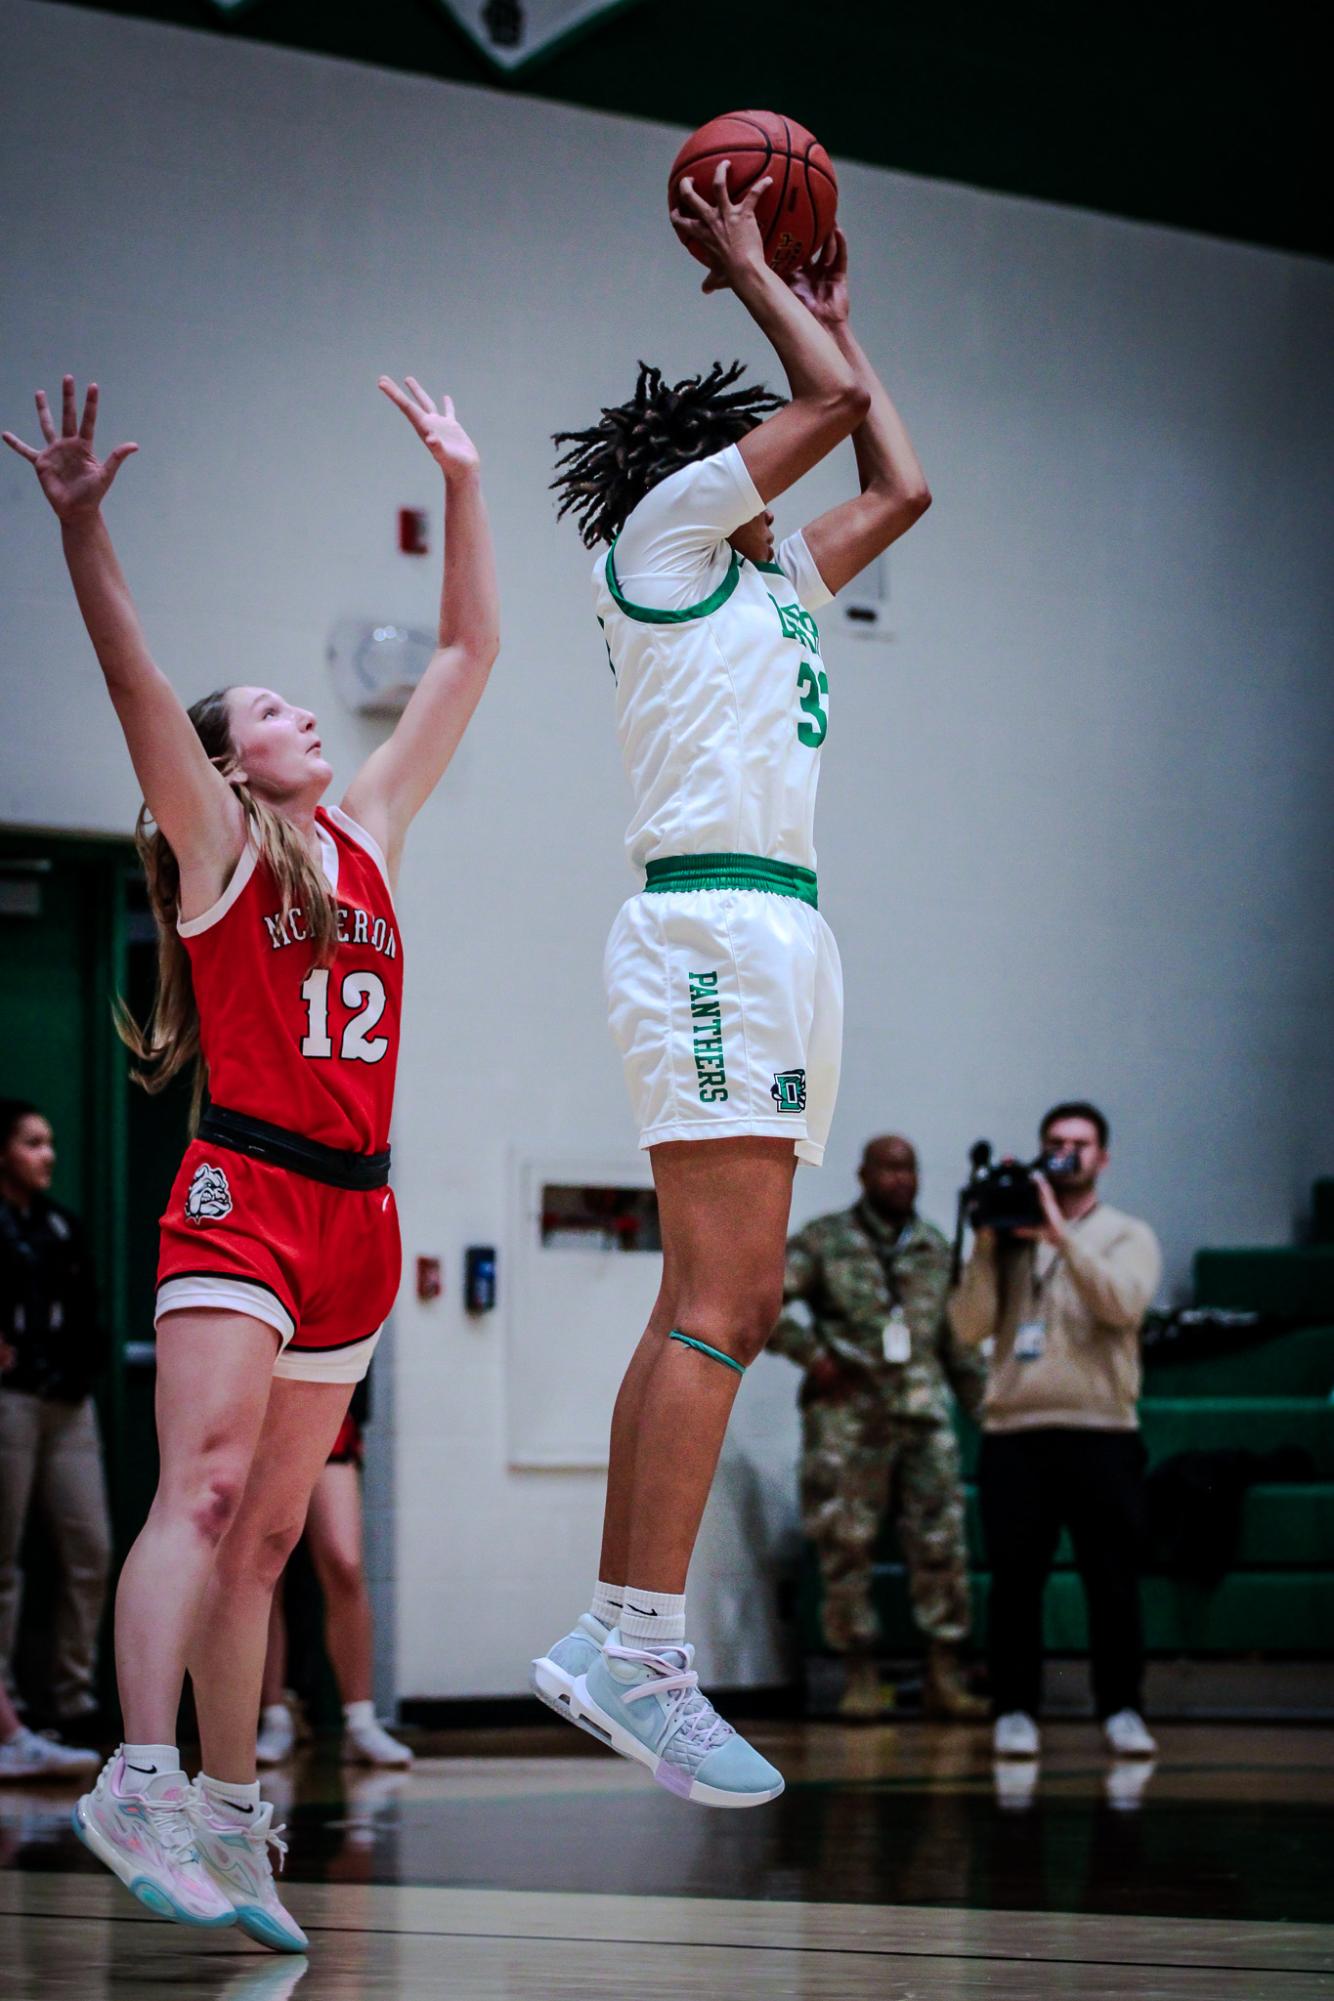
[{"xmin": 185, "ymin": 1161, "xmax": 233, "ymax": 1226}]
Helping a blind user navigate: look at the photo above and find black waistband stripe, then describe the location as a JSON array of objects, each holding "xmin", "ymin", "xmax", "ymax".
[{"xmin": 198, "ymin": 1106, "xmax": 391, "ymax": 1192}]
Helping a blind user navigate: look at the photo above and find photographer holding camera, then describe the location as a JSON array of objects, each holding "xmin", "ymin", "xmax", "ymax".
[{"xmin": 949, "ymin": 1101, "xmax": 1162, "ymax": 1761}]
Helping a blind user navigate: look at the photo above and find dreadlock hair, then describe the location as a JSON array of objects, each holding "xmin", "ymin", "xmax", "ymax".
[
  {"xmin": 551, "ymin": 359, "xmax": 786, "ymax": 549},
  {"xmin": 116, "ymin": 687, "xmax": 339, "ymax": 1125}
]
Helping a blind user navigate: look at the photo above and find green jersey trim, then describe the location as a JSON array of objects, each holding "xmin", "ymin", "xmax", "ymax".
[
  {"xmin": 754, "ymin": 559, "xmax": 787, "ymax": 575},
  {"xmin": 644, "ymin": 853, "xmax": 818, "ymax": 908},
  {"xmin": 605, "ymin": 540, "xmax": 742, "ymax": 624}
]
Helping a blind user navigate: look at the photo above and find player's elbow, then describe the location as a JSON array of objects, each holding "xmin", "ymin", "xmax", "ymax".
[
  {"xmin": 462, "ymin": 625, "xmax": 501, "ymax": 674},
  {"xmin": 875, "ymin": 474, "xmax": 931, "ymax": 527},
  {"xmin": 903, "ymin": 478, "xmax": 932, "ymax": 521},
  {"xmin": 832, "ymin": 379, "xmax": 872, "ymax": 433}
]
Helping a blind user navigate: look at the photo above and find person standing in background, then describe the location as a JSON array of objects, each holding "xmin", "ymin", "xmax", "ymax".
[
  {"xmin": 256, "ymin": 1376, "xmax": 412, "ymax": 1770},
  {"xmin": 771, "ymin": 1135, "xmax": 987, "ymax": 1720},
  {"xmin": 0, "ymin": 1100, "xmax": 112, "ymax": 1741},
  {"xmin": 949, "ymin": 1101, "xmax": 1162, "ymax": 1761}
]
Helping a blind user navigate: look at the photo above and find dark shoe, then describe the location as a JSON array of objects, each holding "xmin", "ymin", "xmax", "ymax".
[
  {"xmin": 837, "ymin": 1656, "xmax": 887, "ymax": 1721},
  {"xmin": 923, "ymin": 1645, "xmax": 989, "ymax": 1721}
]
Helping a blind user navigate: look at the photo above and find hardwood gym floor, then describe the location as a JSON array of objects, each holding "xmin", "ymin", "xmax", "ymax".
[{"xmin": 2, "ymin": 1720, "xmax": 1331, "ymax": 1997}]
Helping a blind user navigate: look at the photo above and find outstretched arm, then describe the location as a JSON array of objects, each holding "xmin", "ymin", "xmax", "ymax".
[
  {"xmin": 790, "ymin": 233, "xmax": 931, "ymax": 596},
  {"xmin": 3, "ymin": 377, "xmax": 243, "ymax": 887},
  {"xmin": 671, "ymin": 166, "xmax": 869, "ymax": 505},
  {"xmin": 341, "ymin": 377, "xmax": 499, "ymax": 882}
]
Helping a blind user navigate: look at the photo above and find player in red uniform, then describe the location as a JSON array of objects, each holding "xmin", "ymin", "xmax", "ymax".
[{"xmin": 4, "ymin": 372, "xmax": 497, "ymax": 1949}]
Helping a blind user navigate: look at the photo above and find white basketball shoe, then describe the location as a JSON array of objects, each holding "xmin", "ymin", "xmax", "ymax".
[
  {"xmin": 188, "ymin": 1782, "xmax": 309, "ymax": 1953},
  {"xmin": 341, "ymin": 1715, "xmax": 414, "ymax": 1768},
  {"xmin": 73, "ymin": 1753, "xmax": 235, "ymax": 1927}
]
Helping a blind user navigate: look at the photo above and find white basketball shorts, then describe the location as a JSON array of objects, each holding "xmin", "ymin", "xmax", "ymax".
[{"xmin": 604, "ymin": 883, "xmax": 843, "ymax": 1166}]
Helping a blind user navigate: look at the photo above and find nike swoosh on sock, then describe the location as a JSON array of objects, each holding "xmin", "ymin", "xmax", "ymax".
[{"xmin": 125, "ymin": 1763, "xmax": 159, "ymax": 1775}]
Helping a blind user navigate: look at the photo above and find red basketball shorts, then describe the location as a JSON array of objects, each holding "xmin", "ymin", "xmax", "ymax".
[
  {"xmin": 327, "ymin": 1411, "xmax": 364, "ymax": 1465},
  {"xmin": 155, "ymin": 1141, "xmax": 401, "ymax": 1384}
]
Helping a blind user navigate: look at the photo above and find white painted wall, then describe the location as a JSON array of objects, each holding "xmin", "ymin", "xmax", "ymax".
[{"xmin": 2, "ymin": 0, "xmax": 1331, "ymax": 1697}]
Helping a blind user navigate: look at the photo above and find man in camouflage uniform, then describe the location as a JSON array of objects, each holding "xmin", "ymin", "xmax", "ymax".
[{"xmin": 769, "ymin": 1135, "xmax": 987, "ymax": 1720}]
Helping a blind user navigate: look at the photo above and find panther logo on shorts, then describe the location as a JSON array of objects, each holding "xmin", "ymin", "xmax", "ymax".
[
  {"xmin": 771, "ymin": 1069, "xmax": 807, "ymax": 1114},
  {"xmin": 185, "ymin": 1162, "xmax": 233, "ymax": 1226}
]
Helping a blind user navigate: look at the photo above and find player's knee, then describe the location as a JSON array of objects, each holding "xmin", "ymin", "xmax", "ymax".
[
  {"xmin": 682, "ymin": 1285, "xmax": 783, "ymax": 1370},
  {"xmin": 317, "ymin": 1545, "xmax": 363, "ymax": 1603},
  {"xmin": 187, "ymin": 1470, "xmax": 247, "ymax": 1548},
  {"xmin": 253, "ymin": 1512, "xmax": 306, "ymax": 1592},
  {"xmin": 733, "ymin": 1286, "xmax": 786, "ymax": 1366}
]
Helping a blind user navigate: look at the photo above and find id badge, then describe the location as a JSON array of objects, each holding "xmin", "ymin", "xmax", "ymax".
[
  {"xmin": 1014, "ymin": 1318, "xmax": 1046, "ymax": 1362},
  {"xmin": 882, "ymin": 1309, "xmax": 912, "ymax": 1365}
]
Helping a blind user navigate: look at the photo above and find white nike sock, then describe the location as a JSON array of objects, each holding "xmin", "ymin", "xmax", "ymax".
[
  {"xmin": 344, "ymin": 1699, "xmax": 376, "ymax": 1731},
  {"xmin": 260, "ymin": 1702, "xmax": 290, "ymax": 1727},
  {"xmin": 619, "ymin": 1587, "xmax": 686, "ymax": 1647},
  {"xmin": 199, "ymin": 1772, "xmax": 261, "ymax": 1818},
  {"xmin": 120, "ymin": 1742, "xmax": 181, "ymax": 1784},
  {"xmin": 590, "ymin": 1580, "xmax": 623, "ymax": 1629}
]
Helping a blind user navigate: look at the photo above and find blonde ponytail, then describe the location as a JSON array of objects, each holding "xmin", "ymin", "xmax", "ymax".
[{"xmin": 116, "ymin": 688, "xmax": 339, "ymax": 1120}]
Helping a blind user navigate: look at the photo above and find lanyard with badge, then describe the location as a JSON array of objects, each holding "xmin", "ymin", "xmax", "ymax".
[
  {"xmin": 1014, "ymin": 1243, "xmax": 1054, "ymax": 1362},
  {"xmin": 860, "ymin": 1217, "xmax": 913, "ymax": 1365}
]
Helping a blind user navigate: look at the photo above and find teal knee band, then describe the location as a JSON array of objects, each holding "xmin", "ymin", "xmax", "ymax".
[{"xmin": 668, "ymin": 1330, "xmax": 746, "ymax": 1375}]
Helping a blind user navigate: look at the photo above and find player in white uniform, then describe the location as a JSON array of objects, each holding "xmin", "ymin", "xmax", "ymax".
[
  {"xmin": 533, "ymin": 168, "xmax": 932, "ymax": 1804},
  {"xmin": 599, "ymin": 443, "xmax": 843, "ymax": 1165}
]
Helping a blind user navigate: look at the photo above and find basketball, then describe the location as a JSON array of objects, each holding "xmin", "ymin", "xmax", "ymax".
[{"xmin": 668, "ymin": 110, "xmax": 838, "ymax": 278}]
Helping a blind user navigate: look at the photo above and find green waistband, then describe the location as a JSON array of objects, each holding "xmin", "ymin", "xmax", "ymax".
[{"xmin": 643, "ymin": 853, "xmax": 818, "ymax": 908}]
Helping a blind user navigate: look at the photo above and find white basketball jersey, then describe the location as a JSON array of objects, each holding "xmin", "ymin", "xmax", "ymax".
[{"xmin": 591, "ymin": 445, "xmax": 833, "ymax": 875}]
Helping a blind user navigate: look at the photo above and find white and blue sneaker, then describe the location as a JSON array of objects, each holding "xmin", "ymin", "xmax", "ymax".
[
  {"xmin": 570, "ymin": 1633, "xmax": 784, "ymax": 1809},
  {"xmin": 73, "ymin": 1754, "xmax": 236, "ymax": 1927},
  {"xmin": 188, "ymin": 1783, "xmax": 309, "ymax": 1953},
  {"xmin": 530, "ymin": 1613, "xmax": 610, "ymax": 1737}
]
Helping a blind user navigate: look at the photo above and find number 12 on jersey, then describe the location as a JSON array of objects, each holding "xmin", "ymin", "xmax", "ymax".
[{"xmin": 300, "ymin": 968, "xmax": 389, "ymax": 1064}]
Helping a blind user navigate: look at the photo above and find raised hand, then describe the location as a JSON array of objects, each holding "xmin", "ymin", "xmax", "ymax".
[
  {"xmin": 1013, "ymin": 1174, "xmax": 1068, "ymax": 1250},
  {"xmin": 378, "ymin": 376, "xmax": 480, "ymax": 481},
  {"xmin": 2, "ymin": 377, "xmax": 138, "ymax": 523},
  {"xmin": 671, "ymin": 160, "xmax": 775, "ymax": 295},
  {"xmin": 789, "ymin": 228, "xmax": 850, "ymax": 329}
]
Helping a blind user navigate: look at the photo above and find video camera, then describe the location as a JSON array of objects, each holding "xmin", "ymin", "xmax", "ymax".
[{"xmin": 951, "ymin": 1139, "xmax": 1081, "ymax": 1276}]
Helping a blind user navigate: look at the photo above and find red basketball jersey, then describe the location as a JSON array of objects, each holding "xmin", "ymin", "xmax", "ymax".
[{"xmin": 180, "ymin": 804, "xmax": 402, "ymax": 1153}]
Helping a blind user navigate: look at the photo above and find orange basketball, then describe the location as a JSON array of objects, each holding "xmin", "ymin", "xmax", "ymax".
[{"xmin": 668, "ymin": 110, "xmax": 838, "ymax": 279}]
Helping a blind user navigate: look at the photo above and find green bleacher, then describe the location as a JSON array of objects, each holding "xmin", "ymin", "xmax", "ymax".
[{"xmin": 798, "ymin": 1182, "xmax": 1334, "ymax": 1659}]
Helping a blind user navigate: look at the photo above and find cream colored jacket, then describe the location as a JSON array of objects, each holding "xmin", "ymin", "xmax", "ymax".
[{"xmin": 948, "ymin": 1201, "xmax": 1162, "ymax": 1432}]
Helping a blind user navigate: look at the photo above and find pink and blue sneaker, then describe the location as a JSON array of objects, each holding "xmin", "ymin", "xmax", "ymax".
[
  {"xmin": 188, "ymin": 1781, "xmax": 309, "ymax": 1953},
  {"xmin": 73, "ymin": 1753, "xmax": 236, "ymax": 1927}
]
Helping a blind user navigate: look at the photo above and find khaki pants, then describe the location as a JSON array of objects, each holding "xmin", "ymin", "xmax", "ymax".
[{"xmin": 0, "ymin": 1390, "xmax": 111, "ymax": 1715}]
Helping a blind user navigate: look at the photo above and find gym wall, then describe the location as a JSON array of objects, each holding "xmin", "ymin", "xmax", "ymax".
[{"xmin": 2, "ymin": 0, "xmax": 1331, "ymax": 1696}]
